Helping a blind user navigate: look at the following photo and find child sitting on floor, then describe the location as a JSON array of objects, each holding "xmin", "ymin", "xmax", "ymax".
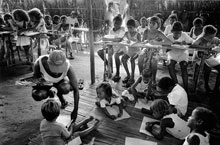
[
  {"xmin": 183, "ymin": 107, "xmax": 218, "ymax": 145},
  {"xmin": 167, "ymin": 21, "xmax": 194, "ymax": 92},
  {"xmin": 96, "ymin": 82, "xmax": 124, "ymax": 120},
  {"xmin": 40, "ymin": 99, "xmax": 100, "ymax": 145},
  {"xmin": 145, "ymin": 99, "xmax": 190, "ymax": 140},
  {"xmin": 142, "ymin": 77, "xmax": 188, "ymax": 117},
  {"xmin": 122, "ymin": 53, "xmax": 154, "ymax": 102}
]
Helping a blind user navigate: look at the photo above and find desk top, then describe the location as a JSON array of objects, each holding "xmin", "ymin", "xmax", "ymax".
[
  {"xmin": 0, "ymin": 31, "xmax": 13, "ymax": 35},
  {"xmin": 71, "ymin": 27, "xmax": 89, "ymax": 32}
]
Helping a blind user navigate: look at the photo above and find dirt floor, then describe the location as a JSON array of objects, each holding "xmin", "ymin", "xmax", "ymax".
[{"xmin": 0, "ymin": 46, "xmax": 220, "ymax": 145}]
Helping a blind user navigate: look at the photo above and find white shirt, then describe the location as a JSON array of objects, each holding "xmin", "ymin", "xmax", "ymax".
[
  {"xmin": 163, "ymin": 113, "xmax": 190, "ymax": 140},
  {"xmin": 137, "ymin": 26, "xmax": 147, "ymax": 36},
  {"xmin": 183, "ymin": 132, "xmax": 210, "ymax": 145},
  {"xmin": 167, "ymin": 32, "xmax": 193, "ymax": 61},
  {"xmin": 167, "ymin": 84, "xmax": 188, "ymax": 116},
  {"xmin": 109, "ymin": 27, "xmax": 125, "ymax": 38},
  {"xmin": 66, "ymin": 17, "xmax": 79, "ymax": 27},
  {"xmin": 99, "ymin": 93, "xmax": 121, "ymax": 108},
  {"xmin": 164, "ymin": 24, "xmax": 172, "ymax": 36},
  {"xmin": 37, "ymin": 55, "xmax": 70, "ymax": 83}
]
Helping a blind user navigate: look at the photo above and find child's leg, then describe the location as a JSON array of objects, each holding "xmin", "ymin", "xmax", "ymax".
[
  {"xmin": 114, "ymin": 51, "xmax": 124, "ymax": 77},
  {"xmin": 73, "ymin": 119, "xmax": 100, "ymax": 138},
  {"xmin": 213, "ymin": 65, "xmax": 220, "ymax": 92},
  {"xmin": 121, "ymin": 54, "xmax": 130, "ymax": 78},
  {"xmin": 203, "ymin": 63, "xmax": 212, "ymax": 92},
  {"xmin": 180, "ymin": 61, "xmax": 188, "ymax": 92},
  {"xmin": 168, "ymin": 59, "xmax": 178, "ymax": 84},
  {"xmin": 138, "ymin": 50, "xmax": 145, "ymax": 75},
  {"xmin": 130, "ymin": 54, "xmax": 139, "ymax": 80},
  {"xmin": 151, "ymin": 57, "xmax": 158, "ymax": 85}
]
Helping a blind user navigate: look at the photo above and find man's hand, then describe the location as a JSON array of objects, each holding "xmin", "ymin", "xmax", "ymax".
[
  {"xmin": 71, "ymin": 109, "xmax": 78, "ymax": 122},
  {"xmin": 110, "ymin": 115, "xmax": 117, "ymax": 120}
]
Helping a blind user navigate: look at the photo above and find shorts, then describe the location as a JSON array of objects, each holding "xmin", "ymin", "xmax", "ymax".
[
  {"xmin": 167, "ymin": 50, "xmax": 189, "ymax": 62},
  {"xmin": 126, "ymin": 47, "xmax": 140, "ymax": 57}
]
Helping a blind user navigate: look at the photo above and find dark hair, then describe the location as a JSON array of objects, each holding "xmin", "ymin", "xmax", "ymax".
[
  {"xmin": 171, "ymin": 21, "xmax": 183, "ymax": 32},
  {"xmin": 154, "ymin": 13, "xmax": 163, "ymax": 20},
  {"xmin": 193, "ymin": 17, "xmax": 203, "ymax": 26},
  {"xmin": 60, "ymin": 15, "xmax": 67, "ymax": 20},
  {"xmin": 203, "ymin": 25, "xmax": 217, "ymax": 36},
  {"xmin": 41, "ymin": 99, "xmax": 60, "ymax": 121},
  {"xmin": 169, "ymin": 14, "xmax": 178, "ymax": 21},
  {"xmin": 194, "ymin": 107, "xmax": 218, "ymax": 131},
  {"xmin": 158, "ymin": 77, "xmax": 175, "ymax": 91},
  {"xmin": 150, "ymin": 99, "xmax": 170, "ymax": 117},
  {"xmin": 127, "ymin": 19, "xmax": 136, "ymax": 27},
  {"xmin": 0, "ymin": 17, "xmax": 5, "ymax": 25},
  {"xmin": 4, "ymin": 13, "xmax": 13, "ymax": 22},
  {"xmin": 96, "ymin": 82, "xmax": 112, "ymax": 97},
  {"xmin": 53, "ymin": 15, "xmax": 60, "ymax": 21},
  {"xmin": 44, "ymin": 15, "xmax": 51, "ymax": 20},
  {"xmin": 113, "ymin": 15, "xmax": 122, "ymax": 23},
  {"xmin": 149, "ymin": 16, "xmax": 161, "ymax": 29},
  {"xmin": 28, "ymin": 8, "xmax": 43, "ymax": 21},
  {"xmin": 12, "ymin": 9, "xmax": 30, "ymax": 22}
]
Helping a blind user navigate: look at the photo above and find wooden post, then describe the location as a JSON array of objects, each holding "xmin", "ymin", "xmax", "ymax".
[{"xmin": 88, "ymin": 0, "xmax": 95, "ymax": 84}]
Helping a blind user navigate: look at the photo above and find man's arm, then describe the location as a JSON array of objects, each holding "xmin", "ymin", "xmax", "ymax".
[{"xmin": 67, "ymin": 66, "xmax": 79, "ymax": 121}]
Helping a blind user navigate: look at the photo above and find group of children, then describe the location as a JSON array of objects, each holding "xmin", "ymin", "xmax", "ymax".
[
  {"xmin": 98, "ymin": 11, "xmax": 220, "ymax": 96},
  {"xmin": 0, "ymin": 8, "xmax": 84, "ymax": 64},
  {"xmin": 95, "ymin": 10, "xmax": 220, "ymax": 144}
]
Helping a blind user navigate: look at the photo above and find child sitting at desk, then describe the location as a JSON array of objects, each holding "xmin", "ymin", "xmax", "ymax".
[
  {"xmin": 53, "ymin": 15, "xmax": 75, "ymax": 59},
  {"xmin": 52, "ymin": 15, "xmax": 61, "ymax": 31},
  {"xmin": 142, "ymin": 77, "xmax": 188, "ymax": 118},
  {"xmin": 12, "ymin": 9, "xmax": 31, "ymax": 63},
  {"xmin": 97, "ymin": 15, "xmax": 125, "ymax": 81},
  {"xmin": 138, "ymin": 16, "xmax": 172, "ymax": 87},
  {"xmin": 167, "ymin": 21, "xmax": 194, "ymax": 92},
  {"xmin": 183, "ymin": 107, "xmax": 217, "ymax": 145},
  {"xmin": 44, "ymin": 15, "xmax": 53, "ymax": 31},
  {"xmin": 121, "ymin": 18, "xmax": 141, "ymax": 87},
  {"xmin": 145, "ymin": 99, "xmax": 190, "ymax": 140},
  {"xmin": 28, "ymin": 8, "xmax": 49, "ymax": 57},
  {"xmin": 40, "ymin": 99, "xmax": 100, "ymax": 145},
  {"xmin": 192, "ymin": 25, "xmax": 220, "ymax": 94},
  {"xmin": 96, "ymin": 82, "xmax": 124, "ymax": 120}
]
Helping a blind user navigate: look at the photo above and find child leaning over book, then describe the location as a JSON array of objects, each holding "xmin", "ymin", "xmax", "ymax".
[
  {"xmin": 96, "ymin": 82, "xmax": 124, "ymax": 120},
  {"xmin": 145, "ymin": 99, "xmax": 190, "ymax": 140},
  {"xmin": 40, "ymin": 99, "xmax": 100, "ymax": 145}
]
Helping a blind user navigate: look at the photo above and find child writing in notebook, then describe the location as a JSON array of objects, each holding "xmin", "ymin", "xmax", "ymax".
[
  {"xmin": 192, "ymin": 25, "xmax": 220, "ymax": 94},
  {"xmin": 183, "ymin": 107, "xmax": 217, "ymax": 145},
  {"xmin": 40, "ymin": 99, "xmax": 100, "ymax": 145},
  {"xmin": 142, "ymin": 77, "xmax": 188, "ymax": 118},
  {"xmin": 138, "ymin": 16, "xmax": 172, "ymax": 87},
  {"xmin": 121, "ymin": 19, "xmax": 141, "ymax": 87},
  {"xmin": 96, "ymin": 82, "xmax": 124, "ymax": 120},
  {"xmin": 167, "ymin": 21, "xmax": 194, "ymax": 92},
  {"xmin": 145, "ymin": 99, "xmax": 190, "ymax": 140}
]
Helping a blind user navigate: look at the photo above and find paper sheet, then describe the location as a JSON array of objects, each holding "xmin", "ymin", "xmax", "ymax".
[
  {"xmin": 139, "ymin": 116, "xmax": 159, "ymax": 137},
  {"xmin": 68, "ymin": 136, "xmax": 82, "ymax": 145},
  {"xmin": 135, "ymin": 99, "xmax": 152, "ymax": 110},
  {"xmin": 56, "ymin": 114, "xmax": 71, "ymax": 127},
  {"xmin": 125, "ymin": 137, "xmax": 157, "ymax": 145},
  {"xmin": 106, "ymin": 105, "xmax": 130, "ymax": 121}
]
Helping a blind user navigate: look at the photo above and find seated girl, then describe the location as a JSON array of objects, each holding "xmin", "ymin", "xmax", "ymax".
[
  {"xmin": 145, "ymin": 99, "xmax": 190, "ymax": 140},
  {"xmin": 96, "ymin": 82, "xmax": 124, "ymax": 120},
  {"xmin": 53, "ymin": 15, "xmax": 75, "ymax": 59},
  {"xmin": 40, "ymin": 99, "xmax": 100, "ymax": 145}
]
